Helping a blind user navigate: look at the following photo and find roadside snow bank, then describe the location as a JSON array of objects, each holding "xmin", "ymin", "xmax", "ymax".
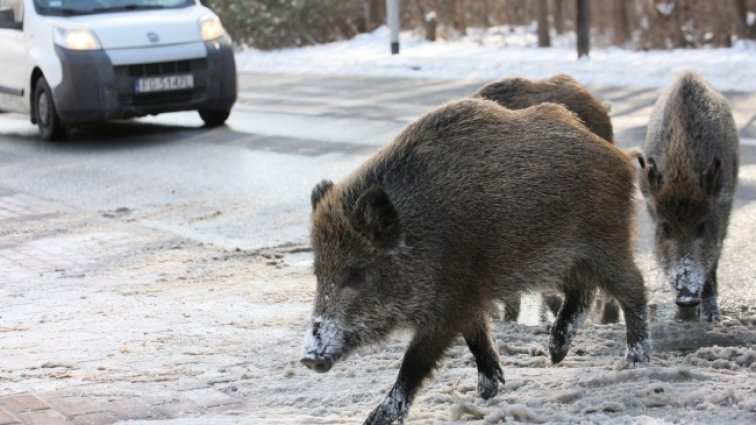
[{"xmin": 235, "ymin": 26, "xmax": 756, "ymax": 92}]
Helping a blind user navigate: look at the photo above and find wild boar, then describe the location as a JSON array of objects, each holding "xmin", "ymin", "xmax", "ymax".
[
  {"xmin": 301, "ymin": 98, "xmax": 648, "ymax": 425},
  {"xmin": 474, "ymin": 74, "xmax": 619, "ymax": 323},
  {"xmin": 640, "ymin": 71, "xmax": 739, "ymax": 321},
  {"xmin": 473, "ymin": 74, "xmax": 614, "ymax": 142}
]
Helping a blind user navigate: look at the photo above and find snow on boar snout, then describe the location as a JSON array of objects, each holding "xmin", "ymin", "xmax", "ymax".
[
  {"xmin": 301, "ymin": 317, "xmax": 340, "ymax": 373},
  {"xmin": 670, "ymin": 256, "xmax": 705, "ymax": 306}
]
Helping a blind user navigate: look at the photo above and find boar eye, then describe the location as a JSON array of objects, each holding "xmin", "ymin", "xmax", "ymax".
[{"xmin": 343, "ymin": 268, "xmax": 365, "ymax": 288}]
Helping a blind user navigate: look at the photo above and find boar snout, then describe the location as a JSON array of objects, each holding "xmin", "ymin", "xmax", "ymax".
[
  {"xmin": 669, "ymin": 256, "xmax": 704, "ymax": 306},
  {"xmin": 300, "ymin": 316, "xmax": 349, "ymax": 373},
  {"xmin": 300, "ymin": 356, "xmax": 334, "ymax": 373}
]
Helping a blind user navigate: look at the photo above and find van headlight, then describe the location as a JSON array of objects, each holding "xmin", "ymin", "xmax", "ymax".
[
  {"xmin": 200, "ymin": 15, "xmax": 226, "ymax": 41},
  {"xmin": 54, "ymin": 27, "xmax": 102, "ymax": 50}
]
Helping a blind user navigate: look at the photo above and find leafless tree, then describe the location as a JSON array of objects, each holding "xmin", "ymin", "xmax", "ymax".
[
  {"xmin": 453, "ymin": 0, "xmax": 467, "ymax": 35},
  {"xmin": 577, "ymin": 0, "xmax": 590, "ymax": 57},
  {"xmin": 612, "ymin": 0, "xmax": 631, "ymax": 45},
  {"xmin": 733, "ymin": 0, "xmax": 756, "ymax": 39},
  {"xmin": 538, "ymin": 0, "xmax": 551, "ymax": 46},
  {"xmin": 553, "ymin": 0, "xmax": 565, "ymax": 34}
]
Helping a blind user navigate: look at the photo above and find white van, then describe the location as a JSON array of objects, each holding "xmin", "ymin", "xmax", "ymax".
[{"xmin": 0, "ymin": 0, "xmax": 237, "ymax": 140}]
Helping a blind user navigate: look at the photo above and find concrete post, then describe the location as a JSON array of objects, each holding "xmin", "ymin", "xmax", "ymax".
[{"xmin": 387, "ymin": 0, "xmax": 400, "ymax": 54}]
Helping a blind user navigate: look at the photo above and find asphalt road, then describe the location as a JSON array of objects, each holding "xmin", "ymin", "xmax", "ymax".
[
  {"xmin": 1, "ymin": 72, "xmax": 756, "ymax": 424},
  {"xmin": 0, "ymin": 72, "xmax": 755, "ymax": 318}
]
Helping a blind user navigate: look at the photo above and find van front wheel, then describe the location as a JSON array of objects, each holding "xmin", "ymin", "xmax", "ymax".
[
  {"xmin": 34, "ymin": 77, "xmax": 66, "ymax": 141},
  {"xmin": 199, "ymin": 109, "xmax": 231, "ymax": 127}
]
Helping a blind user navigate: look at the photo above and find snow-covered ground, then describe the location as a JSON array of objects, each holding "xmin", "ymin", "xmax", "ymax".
[
  {"xmin": 235, "ymin": 26, "xmax": 756, "ymax": 92},
  {"xmin": 2, "ymin": 25, "xmax": 754, "ymax": 425}
]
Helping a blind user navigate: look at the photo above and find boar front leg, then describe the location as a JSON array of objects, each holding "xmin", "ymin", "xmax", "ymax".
[
  {"xmin": 463, "ymin": 314, "xmax": 505, "ymax": 399},
  {"xmin": 548, "ymin": 285, "xmax": 594, "ymax": 364},
  {"xmin": 701, "ymin": 264, "xmax": 720, "ymax": 322},
  {"xmin": 364, "ymin": 330, "xmax": 455, "ymax": 425}
]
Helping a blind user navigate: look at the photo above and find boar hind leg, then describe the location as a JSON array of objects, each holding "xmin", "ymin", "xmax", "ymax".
[
  {"xmin": 549, "ymin": 272, "xmax": 595, "ymax": 364},
  {"xmin": 599, "ymin": 297, "xmax": 621, "ymax": 324},
  {"xmin": 600, "ymin": 263, "xmax": 650, "ymax": 364},
  {"xmin": 364, "ymin": 330, "xmax": 456, "ymax": 425},
  {"xmin": 701, "ymin": 264, "xmax": 720, "ymax": 322},
  {"xmin": 463, "ymin": 314, "xmax": 505, "ymax": 399},
  {"xmin": 503, "ymin": 296, "xmax": 521, "ymax": 322}
]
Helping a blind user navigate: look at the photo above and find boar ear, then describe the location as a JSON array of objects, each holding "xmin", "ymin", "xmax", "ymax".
[
  {"xmin": 646, "ymin": 158, "xmax": 662, "ymax": 192},
  {"xmin": 351, "ymin": 186, "xmax": 401, "ymax": 249},
  {"xmin": 701, "ymin": 157, "xmax": 722, "ymax": 195},
  {"xmin": 311, "ymin": 180, "xmax": 335, "ymax": 210},
  {"xmin": 626, "ymin": 147, "xmax": 645, "ymax": 169}
]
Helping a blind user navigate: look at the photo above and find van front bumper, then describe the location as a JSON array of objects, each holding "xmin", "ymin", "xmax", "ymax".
[{"xmin": 51, "ymin": 40, "xmax": 237, "ymax": 125}]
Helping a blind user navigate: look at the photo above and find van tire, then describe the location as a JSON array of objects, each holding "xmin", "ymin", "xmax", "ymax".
[
  {"xmin": 34, "ymin": 77, "xmax": 66, "ymax": 141},
  {"xmin": 199, "ymin": 109, "xmax": 230, "ymax": 127}
]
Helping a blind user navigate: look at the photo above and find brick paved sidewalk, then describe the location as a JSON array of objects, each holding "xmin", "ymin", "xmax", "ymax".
[
  {"xmin": 0, "ymin": 390, "xmax": 244, "ymax": 425},
  {"xmin": 0, "ymin": 193, "xmax": 312, "ymax": 424}
]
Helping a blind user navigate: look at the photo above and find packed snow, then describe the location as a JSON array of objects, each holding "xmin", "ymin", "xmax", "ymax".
[
  {"xmin": 235, "ymin": 25, "xmax": 756, "ymax": 92},
  {"xmin": 2, "ymin": 24, "xmax": 754, "ymax": 425}
]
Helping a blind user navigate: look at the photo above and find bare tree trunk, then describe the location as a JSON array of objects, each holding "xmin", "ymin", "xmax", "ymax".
[
  {"xmin": 418, "ymin": 0, "xmax": 438, "ymax": 41},
  {"xmin": 453, "ymin": 0, "xmax": 467, "ymax": 35},
  {"xmin": 612, "ymin": 0, "xmax": 631, "ymax": 45},
  {"xmin": 554, "ymin": 0, "xmax": 565, "ymax": 34},
  {"xmin": 369, "ymin": 0, "xmax": 385, "ymax": 31},
  {"xmin": 538, "ymin": 0, "xmax": 551, "ymax": 46},
  {"xmin": 577, "ymin": 0, "xmax": 590, "ymax": 58},
  {"xmin": 481, "ymin": 0, "xmax": 492, "ymax": 28},
  {"xmin": 671, "ymin": 0, "xmax": 687, "ymax": 47},
  {"xmin": 594, "ymin": 0, "xmax": 610, "ymax": 36},
  {"xmin": 642, "ymin": 0, "xmax": 686, "ymax": 49},
  {"xmin": 733, "ymin": 0, "xmax": 756, "ymax": 39}
]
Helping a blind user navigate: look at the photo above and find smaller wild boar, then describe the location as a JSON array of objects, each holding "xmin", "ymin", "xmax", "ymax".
[
  {"xmin": 473, "ymin": 74, "xmax": 614, "ymax": 142},
  {"xmin": 301, "ymin": 99, "xmax": 649, "ymax": 425},
  {"xmin": 640, "ymin": 71, "xmax": 739, "ymax": 321},
  {"xmin": 474, "ymin": 74, "xmax": 619, "ymax": 323}
]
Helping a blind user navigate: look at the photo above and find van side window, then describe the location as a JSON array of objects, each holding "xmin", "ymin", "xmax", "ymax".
[{"xmin": 0, "ymin": 0, "xmax": 23, "ymax": 28}]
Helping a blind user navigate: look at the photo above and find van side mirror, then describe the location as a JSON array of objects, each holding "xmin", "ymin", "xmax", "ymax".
[{"xmin": 0, "ymin": 8, "xmax": 21, "ymax": 30}]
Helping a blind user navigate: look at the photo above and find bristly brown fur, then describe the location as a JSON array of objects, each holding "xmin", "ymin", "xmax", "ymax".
[{"xmin": 473, "ymin": 74, "xmax": 614, "ymax": 142}]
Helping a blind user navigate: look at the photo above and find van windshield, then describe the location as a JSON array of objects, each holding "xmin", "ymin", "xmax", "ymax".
[{"xmin": 34, "ymin": 0, "xmax": 196, "ymax": 16}]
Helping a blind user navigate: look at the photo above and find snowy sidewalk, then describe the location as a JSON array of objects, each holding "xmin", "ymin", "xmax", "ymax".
[
  {"xmin": 1, "ymin": 188, "xmax": 755, "ymax": 424},
  {"xmin": 0, "ymin": 192, "xmax": 308, "ymax": 424}
]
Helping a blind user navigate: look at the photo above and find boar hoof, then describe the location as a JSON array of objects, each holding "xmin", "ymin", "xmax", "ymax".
[
  {"xmin": 549, "ymin": 345, "xmax": 569, "ymax": 365},
  {"xmin": 364, "ymin": 406, "xmax": 404, "ymax": 425},
  {"xmin": 477, "ymin": 367, "xmax": 505, "ymax": 399},
  {"xmin": 625, "ymin": 341, "xmax": 650, "ymax": 365},
  {"xmin": 364, "ymin": 390, "xmax": 408, "ymax": 425},
  {"xmin": 701, "ymin": 297, "xmax": 721, "ymax": 322},
  {"xmin": 300, "ymin": 357, "xmax": 334, "ymax": 373},
  {"xmin": 548, "ymin": 324, "xmax": 572, "ymax": 364}
]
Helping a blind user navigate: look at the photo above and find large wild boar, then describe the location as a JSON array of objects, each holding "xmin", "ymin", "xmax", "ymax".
[
  {"xmin": 640, "ymin": 71, "xmax": 739, "ymax": 321},
  {"xmin": 473, "ymin": 74, "xmax": 614, "ymax": 142},
  {"xmin": 301, "ymin": 98, "xmax": 649, "ymax": 425}
]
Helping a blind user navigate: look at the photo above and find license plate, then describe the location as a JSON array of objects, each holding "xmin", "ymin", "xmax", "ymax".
[{"xmin": 134, "ymin": 75, "xmax": 194, "ymax": 93}]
